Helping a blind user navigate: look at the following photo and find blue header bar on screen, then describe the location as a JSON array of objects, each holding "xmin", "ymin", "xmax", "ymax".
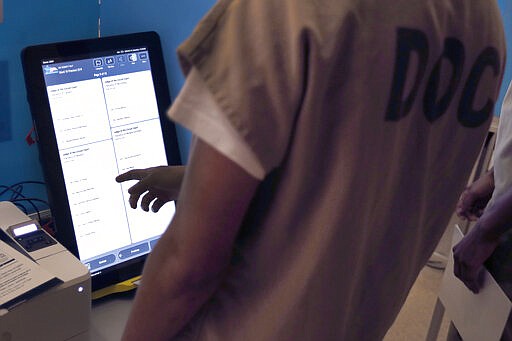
[{"xmin": 42, "ymin": 48, "xmax": 152, "ymax": 86}]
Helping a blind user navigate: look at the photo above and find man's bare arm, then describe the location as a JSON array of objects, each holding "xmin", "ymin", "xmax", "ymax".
[{"xmin": 121, "ymin": 139, "xmax": 260, "ymax": 340}]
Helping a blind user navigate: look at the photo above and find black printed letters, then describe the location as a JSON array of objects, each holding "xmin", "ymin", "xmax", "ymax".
[{"xmin": 385, "ymin": 28, "xmax": 501, "ymax": 127}]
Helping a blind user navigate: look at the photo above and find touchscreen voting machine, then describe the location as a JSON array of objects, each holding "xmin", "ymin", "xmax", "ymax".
[{"xmin": 21, "ymin": 32, "xmax": 182, "ymax": 295}]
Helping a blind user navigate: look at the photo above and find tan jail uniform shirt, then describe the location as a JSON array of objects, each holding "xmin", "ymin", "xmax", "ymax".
[{"xmin": 168, "ymin": 0, "xmax": 506, "ymax": 339}]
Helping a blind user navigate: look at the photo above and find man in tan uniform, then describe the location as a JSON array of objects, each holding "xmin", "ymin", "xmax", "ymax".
[{"xmin": 119, "ymin": 0, "xmax": 506, "ymax": 339}]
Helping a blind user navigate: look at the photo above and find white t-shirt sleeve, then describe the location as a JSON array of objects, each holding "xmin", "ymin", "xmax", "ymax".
[
  {"xmin": 488, "ymin": 81, "xmax": 512, "ymax": 208},
  {"xmin": 167, "ymin": 67, "xmax": 265, "ymax": 180}
]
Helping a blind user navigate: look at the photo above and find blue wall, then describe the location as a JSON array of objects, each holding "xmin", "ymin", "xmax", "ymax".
[
  {"xmin": 0, "ymin": 1, "xmax": 98, "ymax": 209},
  {"xmin": 0, "ymin": 1, "xmax": 510, "ymax": 212}
]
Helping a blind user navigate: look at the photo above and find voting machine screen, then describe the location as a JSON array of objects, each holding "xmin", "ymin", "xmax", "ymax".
[{"xmin": 21, "ymin": 31, "xmax": 182, "ymax": 292}]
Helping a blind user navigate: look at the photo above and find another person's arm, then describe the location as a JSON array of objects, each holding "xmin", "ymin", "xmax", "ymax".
[
  {"xmin": 121, "ymin": 139, "xmax": 260, "ymax": 340},
  {"xmin": 453, "ymin": 176, "xmax": 512, "ymax": 294},
  {"xmin": 456, "ymin": 168, "xmax": 494, "ymax": 221}
]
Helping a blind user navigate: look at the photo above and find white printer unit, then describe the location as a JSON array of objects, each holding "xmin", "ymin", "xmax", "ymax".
[{"xmin": 0, "ymin": 201, "xmax": 91, "ymax": 341}]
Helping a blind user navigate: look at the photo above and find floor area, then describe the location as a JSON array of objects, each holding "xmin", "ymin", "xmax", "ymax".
[
  {"xmin": 384, "ymin": 219, "xmax": 459, "ymax": 340},
  {"xmin": 384, "ymin": 264, "xmax": 451, "ymax": 340}
]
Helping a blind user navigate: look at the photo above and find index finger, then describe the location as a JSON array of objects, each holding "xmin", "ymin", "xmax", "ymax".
[{"xmin": 116, "ymin": 169, "xmax": 148, "ymax": 183}]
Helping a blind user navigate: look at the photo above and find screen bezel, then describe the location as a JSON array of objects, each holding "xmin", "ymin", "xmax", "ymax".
[{"xmin": 21, "ymin": 31, "xmax": 182, "ymax": 291}]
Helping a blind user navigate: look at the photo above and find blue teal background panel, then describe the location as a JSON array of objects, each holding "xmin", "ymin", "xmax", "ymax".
[
  {"xmin": 0, "ymin": 1, "xmax": 98, "ymax": 209},
  {"xmin": 0, "ymin": 60, "xmax": 11, "ymax": 142}
]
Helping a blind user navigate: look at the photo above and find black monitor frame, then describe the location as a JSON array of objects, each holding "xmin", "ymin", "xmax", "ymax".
[{"xmin": 21, "ymin": 31, "xmax": 181, "ymax": 292}]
